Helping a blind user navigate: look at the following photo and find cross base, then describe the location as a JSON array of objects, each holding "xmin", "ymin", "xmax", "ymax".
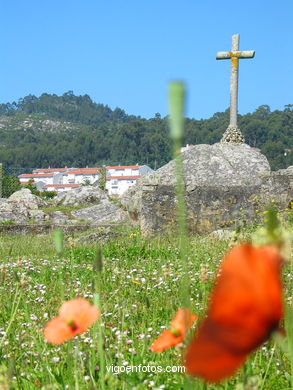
[{"xmin": 221, "ymin": 125, "xmax": 245, "ymax": 144}]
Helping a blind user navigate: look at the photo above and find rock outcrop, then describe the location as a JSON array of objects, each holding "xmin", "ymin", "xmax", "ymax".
[
  {"xmin": 9, "ymin": 188, "xmax": 47, "ymax": 208},
  {"xmin": 0, "ymin": 189, "xmax": 49, "ymax": 223},
  {"xmin": 0, "ymin": 187, "xmax": 129, "ymax": 226},
  {"xmin": 71, "ymin": 202, "xmax": 128, "ymax": 224},
  {"xmin": 121, "ymin": 143, "xmax": 293, "ymax": 235},
  {"xmin": 55, "ymin": 186, "xmax": 108, "ymax": 207}
]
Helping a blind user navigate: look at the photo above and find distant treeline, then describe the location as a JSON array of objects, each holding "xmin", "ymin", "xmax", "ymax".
[{"xmin": 0, "ymin": 92, "xmax": 292, "ymax": 170}]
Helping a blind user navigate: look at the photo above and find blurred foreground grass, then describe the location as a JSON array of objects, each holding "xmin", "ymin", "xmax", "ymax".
[{"xmin": 0, "ymin": 228, "xmax": 292, "ymax": 389}]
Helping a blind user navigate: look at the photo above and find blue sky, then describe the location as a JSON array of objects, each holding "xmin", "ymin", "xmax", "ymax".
[{"xmin": 1, "ymin": 0, "xmax": 292, "ymax": 119}]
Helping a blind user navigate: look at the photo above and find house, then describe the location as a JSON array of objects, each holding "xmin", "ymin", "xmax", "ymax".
[
  {"xmin": 106, "ymin": 165, "xmax": 140, "ymax": 177},
  {"xmin": 62, "ymin": 168, "xmax": 101, "ymax": 185},
  {"xmin": 106, "ymin": 164, "xmax": 153, "ymax": 177},
  {"xmin": 18, "ymin": 169, "xmax": 75, "ymax": 192},
  {"xmin": 33, "ymin": 168, "xmax": 69, "ymax": 175},
  {"xmin": 18, "ymin": 164, "xmax": 153, "ymax": 196},
  {"xmin": 19, "ymin": 168, "xmax": 71, "ymax": 185},
  {"xmin": 106, "ymin": 175, "xmax": 140, "ymax": 196},
  {"xmin": 18, "ymin": 173, "xmax": 55, "ymax": 186},
  {"xmin": 105, "ymin": 165, "xmax": 153, "ymax": 196}
]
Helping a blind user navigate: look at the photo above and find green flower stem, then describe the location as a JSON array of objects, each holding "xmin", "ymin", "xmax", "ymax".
[
  {"xmin": 0, "ymin": 286, "xmax": 22, "ymax": 349},
  {"xmin": 168, "ymin": 82, "xmax": 190, "ymax": 310},
  {"xmin": 93, "ymin": 249, "xmax": 105, "ymax": 390},
  {"xmin": 94, "ymin": 292, "xmax": 105, "ymax": 390}
]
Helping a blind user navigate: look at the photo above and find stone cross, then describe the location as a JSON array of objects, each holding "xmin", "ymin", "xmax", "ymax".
[{"xmin": 216, "ymin": 34, "xmax": 255, "ymax": 143}]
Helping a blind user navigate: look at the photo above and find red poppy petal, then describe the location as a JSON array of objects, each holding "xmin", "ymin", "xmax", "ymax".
[
  {"xmin": 185, "ymin": 244, "xmax": 284, "ymax": 383},
  {"xmin": 171, "ymin": 309, "xmax": 197, "ymax": 336},
  {"xmin": 151, "ymin": 330, "xmax": 184, "ymax": 352},
  {"xmin": 44, "ymin": 317, "xmax": 74, "ymax": 345},
  {"xmin": 185, "ymin": 321, "xmax": 247, "ymax": 383},
  {"xmin": 59, "ymin": 298, "xmax": 99, "ymax": 332},
  {"xmin": 209, "ymin": 244, "xmax": 283, "ymax": 352}
]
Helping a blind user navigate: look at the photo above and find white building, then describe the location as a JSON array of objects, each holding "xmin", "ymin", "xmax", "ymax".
[
  {"xmin": 18, "ymin": 167, "xmax": 99, "ymax": 193},
  {"xmin": 62, "ymin": 168, "xmax": 100, "ymax": 185},
  {"xmin": 105, "ymin": 165, "xmax": 153, "ymax": 196},
  {"xmin": 19, "ymin": 168, "xmax": 71, "ymax": 186},
  {"xmin": 18, "ymin": 173, "xmax": 55, "ymax": 186},
  {"xmin": 18, "ymin": 164, "xmax": 153, "ymax": 196},
  {"xmin": 180, "ymin": 144, "xmax": 194, "ymax": 153},
  {"xmin": 33, "ymin": 168, "xmax": 69, "ymax": 175},
  {"xmin": 106, "ymin": 165, "xmax": 141, "ymax": 177},
  {"xmin": 106, "ymin": 175, "xmax": 140, "ymax": 196}
]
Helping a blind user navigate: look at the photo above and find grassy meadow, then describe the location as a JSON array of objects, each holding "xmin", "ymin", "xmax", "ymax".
[{"xmin": 0, "ymin": 226, "xmax": 292, "ymax": 390}]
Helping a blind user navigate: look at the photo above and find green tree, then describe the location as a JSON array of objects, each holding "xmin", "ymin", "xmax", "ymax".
[
  {"xmin": 98, "ymin": 167, "xmax": 107, "ymax": 191},
  {"xmin": 2, "ymin": 176, "xmax": 21, "ymax": 197}
]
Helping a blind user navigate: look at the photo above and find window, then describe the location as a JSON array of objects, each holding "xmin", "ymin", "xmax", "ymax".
[{"xmin": 115, "ymin": 169, "xmax": 124, "ymax": 176}]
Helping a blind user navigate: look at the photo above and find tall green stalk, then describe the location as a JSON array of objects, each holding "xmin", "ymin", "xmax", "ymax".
[
  {"xmin": 93, "ymin": 248, "xmax": 105, "ymax": 390},
  {"xmin": 169, "ymin": 81, "xmax": 195, "ymax": 390},
  {"xmin": 168, "ymin": 81, "xmax": 190, "ymax": 310},
  {"xmin": 0, "ymin": 286, "xmax": 22, "ymax": 349}
]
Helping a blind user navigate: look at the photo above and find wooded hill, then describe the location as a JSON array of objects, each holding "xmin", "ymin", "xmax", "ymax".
[{"xmin": 0, "ymin": 91, "xmax": 292, "ymax": 170}]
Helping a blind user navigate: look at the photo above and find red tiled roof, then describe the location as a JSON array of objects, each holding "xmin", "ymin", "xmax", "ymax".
[
  {"xmin": 106, "ymin": 176, "xmax": 141, "ymax": 180},
  {"xmin": 66, "ymin": 168, "xmax": 100, "ymax": 175},
  {"xmin": 18, "ymin": 173, "xmax": 54, "ymax": 178},
  {"xmin": 20, "ymin": 181, "xmax": 34, "ymax": 185},
  {"xmin": 106, "ymin": 165, "xmax": 141, "ymax": 170},
  {"xmin": 33, "ymin": 168, "xmax": 68, "ymax": 173},
  {"xmin": 44, "ymin": 184, "xmax": 80, "ymax": 188}
]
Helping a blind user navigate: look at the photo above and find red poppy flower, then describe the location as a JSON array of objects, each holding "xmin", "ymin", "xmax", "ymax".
[
  {"xmin": 151, "ymin": 308, "xmax": 197, "ymax": 352},
  {"xmin": 185, "ymin": 244, "xmax": 283, "ymax": 383},
  {"xmin": 44, "ymin": 298, "xmax": 100, "ymax": 345}
]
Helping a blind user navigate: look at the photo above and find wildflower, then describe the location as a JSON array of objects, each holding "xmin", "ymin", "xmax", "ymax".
[
  {"xmin": 185, "ymin": 244, "xmax": 283, "ymax": 383},
  {"xmin": 151, "ymin": 309, "xmax": 197, "ymax": 352},
  {"xmin": 44, "ymin": 298, "xmax": 99, "ymax": 345}
]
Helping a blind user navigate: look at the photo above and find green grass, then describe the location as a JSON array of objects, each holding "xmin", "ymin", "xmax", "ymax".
[
  {"xmin": 0, "ymin": 220, "xmax": 15, "ymax": 225},
  {"xmin": 41, "ymin": 203, "xmax": 100, "ymax": 217},
  {"xmin": 0, "ymin": 230, "xmax": 292, "ymax": 389}
]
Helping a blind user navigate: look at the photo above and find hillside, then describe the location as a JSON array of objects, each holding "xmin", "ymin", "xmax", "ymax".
[{"xmin": 0, "ymin": 92, "xmax": 292, "ymax": 170}]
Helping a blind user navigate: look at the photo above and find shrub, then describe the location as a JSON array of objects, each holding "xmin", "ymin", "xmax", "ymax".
[{"xmin": 2, "ymin": 175, "xmax": 21, "ymax": 197}]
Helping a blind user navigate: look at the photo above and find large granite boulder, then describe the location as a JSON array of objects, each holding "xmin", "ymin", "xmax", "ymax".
[
  {"xmin": 55, "ymin": 186, "xmax": 108, "ymax": 207},
  {"xmin": 9, "ymin": 188, "xmax": 47, "ymax": 209},
  {"xmin": 154, "ymin": 143, "xmax": 270, "ymax": 187},
  {"xmin": 49, "ymin": 211, "xmax": 78, "ymax": 225},
  {"xmin": 54, "ymin": 186, "xmax": 129, "ymax": 225},
  {"xmin": 0, "ymin": 186, "xmax": 129, "ymax": 226},
  {"xmin": 0, "ymin": 199, "xmax": 30, "ymax": 223},
  {"xmin": 121, "ymin": 143, "xmax": 293, "ymax": 235},
  {"xmin": 71, "ymin": 201, "xmax": 129, "ymax": 224},
  {"xmin": 0, "ymin": 189, "xmax": 48, "ymax": 223}
]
